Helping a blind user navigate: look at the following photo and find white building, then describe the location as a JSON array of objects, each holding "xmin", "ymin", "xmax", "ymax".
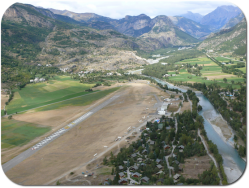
[
  {"xmin": 107, "ymin": 72, "xmax": 113, "ymax": 76},
  {"xmin": 158, "ymin": 110, "xmax": 165, "ymax": 115},
  {"xmin": 34, "ymin": 78, "xmax": 39, "ymax": 82},
  {"xmin": 39, "ymin": 78, "xmax": 45, "ymax": 82},
  {"xmin": 30, "ymin": 79, "xmax": 34, "ymax": 83},
  {"xmin": 46, "ymin": 64, "xmax": 52, "ymax": 67}
]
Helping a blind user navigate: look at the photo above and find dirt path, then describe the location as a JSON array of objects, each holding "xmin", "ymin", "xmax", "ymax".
[{"xmin": 198, "ymin": 129, "xmax": 222, "ymax": 185}]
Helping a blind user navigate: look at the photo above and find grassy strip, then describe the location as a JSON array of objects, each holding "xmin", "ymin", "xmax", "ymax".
[
  {"xmin": 34, "ymin": 87, "xmax": 120, "ymax": 112},
  {"xmin": 1, "ymin": 118, "xmax": 51, "ymax": 149},
  {"xmin": 6, "ymin": 90, "xmax": 97, "ymax": 114}
]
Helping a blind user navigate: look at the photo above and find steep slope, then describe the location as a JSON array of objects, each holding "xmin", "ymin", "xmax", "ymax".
[
  {"xmin": 169, "ymin": 16, "xmax": 211, "ymax": 39},
  {"xmin": 179, "ymin": 11, "xmax": 203, "ymax": 23},
  {"xmin": 221, "ymin": 12, "xmax": 245, "ymax": 30},
  {"xmin": 1, "ymin": 3, "xmax": 150, "ymax": 86},
  {"xmin": 198, "ymin": 18, "xmax": 246, "ymax": 55},
  {"xmin": 138, "ymin": 15, "xmax": 199, "ymax": 51},
  {"xmin": 200, "ymin": 5, "xmax": 242, "ymax": 30}
]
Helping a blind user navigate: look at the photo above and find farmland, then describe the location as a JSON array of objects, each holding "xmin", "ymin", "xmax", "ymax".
[
  {"xmin": 6, "ymin": 76, "xmax": 95, "ymax": 114},
  {"xmin": 168, "ymin": 57, "xmax": 243, "ymax": 89},
  {"xmin": 1, "ymin": 118, "xmax": 50, "ymax": 150}
]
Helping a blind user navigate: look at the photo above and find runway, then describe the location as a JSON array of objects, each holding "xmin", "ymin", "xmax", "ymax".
[{"xmin": 2, "ymin": 95, "xmax": 120, "ymax": 173}]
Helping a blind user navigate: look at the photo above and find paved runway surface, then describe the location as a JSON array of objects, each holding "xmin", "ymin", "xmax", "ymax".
[{"xmin": 2, "ymin": 95, "xmax": 120, "ymax": 173}]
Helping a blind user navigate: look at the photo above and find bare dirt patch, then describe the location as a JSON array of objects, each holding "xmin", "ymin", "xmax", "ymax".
[
  {"xmin": 180, "ymin": 101, "xmax": 191, "ymax": 113},
  {"xmin": 179, "ymin": 155, "xmax": 211, "ymax": 179},
  {"xmin": 5, "ymin": 82, "xmax": 164, "ymax": 185}
]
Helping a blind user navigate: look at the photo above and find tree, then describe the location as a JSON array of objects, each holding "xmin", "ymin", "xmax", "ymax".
[
  {"xmin": 223, "ymin": 78, "xmax": 227, "ymax": 83},
  {"xmin": 8, "ymin": 115, "xmax": 12, "ymax": 119},
  {"xmin": 231, "ymin": 80, "xmax": 234, "ymax": 84}
]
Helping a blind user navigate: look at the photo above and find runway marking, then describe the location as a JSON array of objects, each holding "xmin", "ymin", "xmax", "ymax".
[{"xmin": 31, "ymin": 112, "xmax": 93, "ymax": 150}]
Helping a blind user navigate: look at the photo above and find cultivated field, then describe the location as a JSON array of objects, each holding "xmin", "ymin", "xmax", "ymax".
[
  {"xmin": 4, "ymin": 81, "xmax": 169, "ymax": 185},
  {"xmin": 6, "ymin": 76, "xmax": 95, "ymax": 114},
  {"xmin": 170, "ymin": 57, "xmax": 242, "ymax": 88}
]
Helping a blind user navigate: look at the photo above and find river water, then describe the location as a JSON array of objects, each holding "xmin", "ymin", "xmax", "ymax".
[{"xmin": 150, "ymin": 77, "xmax": 246, "ymax": 182}]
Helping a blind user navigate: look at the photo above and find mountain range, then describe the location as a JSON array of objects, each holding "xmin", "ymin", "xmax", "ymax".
[{"xmin": 1, "ymin": 2, "xmax": 246, "ymax": 85}]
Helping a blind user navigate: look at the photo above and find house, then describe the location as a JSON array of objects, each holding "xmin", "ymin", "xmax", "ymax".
[
  {"xmin": 103, "ymin": 181, "xmax": 110, "ymax": 185},
  {"xmin": 156, "ymin": 170, "xmax": 165, "ymax": 175},
  {"xmin": 158, "ymin": 110, "xmax": 165, "ymax": 115},
  {"xmin": 157, "ymin": 178, "xmax": 164, "ymax": 184},
  {"xmin": 161, "ymin": 141, "xmax": 166, "ymax": 145},
  {"xmin": 39, "ymin": 78, "xmax": 45, "ymax": 82},
  {"xmin": 150, "ymin": 141, "xmax": 155, "ymax": 145},
  {"xmin": 118, "ymin": 178, "xmax": 128, "ymax": 184},
  {"xmin": 131, "ymin": 153, "xmax": 137, "ymax": 158},
  {"xmin": 141, "ymin": 176, "xmax": 149, "ymax": 183},
  {"xmin": 144, "ymin": 133, "xmax": 148, "ymax": 137},
  {"xmin": 173, "ymin": 173, "xmax": 181, "ymax": 180},
  {"xmin": 107, "ymin": 72, "xmax": 113, "ymax": 76},
  {"xmin": 34, "ymin": 78, "xmax": 39, "ymax": 82},
  {"xmin": 174, "ymin": 160, "xmax": 180, "ymax": 165},
  {"xmin": 119, "ymin": 172, "xmax": 125, "ymax": 178},
  {"xmin": 123, "ymin": 161, "xmax": 127, "ymax": 165},
  {"xmin": 30, "ymin": 79, "xmax": 34, "ymax": 83},
  {"xmin": 130, "ymin": 165, "xmax": 138, "ymax": 171},
  {"xmin": 119, "ymin": 165, "xmax": 124, "ymax": 170},
  {"xmin": 37, "ymin": 64, "xmax": 42, "ymax": 66},
  {"xmin": 157, "ymin": 164, "xmax": 163, "ymax": 169},
  {"xmin": 137, "ymin": 158, "xmax": 143, "ymax": 162},
  {"xmin": 132, "ymin": 172, "xmax": 141, "ymax": 178},
  {"xmin": 164, "ymin": 145, "xmax": 171, "ymax": 150},
  {"xmin": 179, "ymin": 149, "xmax": 183, "ymax": 152},
  {"xmin": 156, "ymin": 159, "xmax": 161, "ymax": 164},
  {"xmin": 178, "ymin": 145, "xmax": 184, "ymax": 149},
  {"xmin": 140, "ymin": 163, "xmax": 146, "ymax": 167}
]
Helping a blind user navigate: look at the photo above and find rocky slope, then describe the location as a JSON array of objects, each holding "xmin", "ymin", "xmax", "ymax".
[
  {"xmin": 168, "ymin": 16, "xmax": 211, "ymax": 39},
  {"xmin": 221, "ymin": 12, "xmax": 245, "ymax": 30},
  {"xmin": 200, "ymin": 5, "xmax": 242, "ymax": 31},
  {"xmin": 197, "ymin": 18, "xmax": 246, "ymax": 55},
  {"xmin": 179, "ymin": 11, "xmax": 203, "ymax": 23}
]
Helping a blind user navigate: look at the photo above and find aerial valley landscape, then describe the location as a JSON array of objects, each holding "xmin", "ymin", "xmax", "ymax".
[{"xmin": 0, "ymin": 1, "xmax": 247, "ymax": 186}]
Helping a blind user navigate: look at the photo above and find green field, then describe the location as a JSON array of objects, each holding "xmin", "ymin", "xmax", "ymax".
[
  {"xmin": 168, "ymin": 57, "xmax": 243, "ymax": 89},
  {"xmin": 1, "ymin": 118, "xmax": 51, "ymax": 149},
  {"xmin": 33, "ymin": 87, "xmax": 120, "ymax": 112},
  {"xmin": 237, "ymin": 67, "xmax": 246, "ymax": 73},
  {"xmin": 6, "ymin": 76, "xmax": 95, "ymax": 114}
]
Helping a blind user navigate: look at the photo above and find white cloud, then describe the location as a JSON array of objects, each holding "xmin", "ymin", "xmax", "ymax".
[{"xmin": 2, "ymin": 0, "xmax": 240, "ymax": 19}]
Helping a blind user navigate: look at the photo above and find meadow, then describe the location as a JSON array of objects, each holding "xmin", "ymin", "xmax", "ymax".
[
  {"xmin": 34, "ymin": 87, "xmax": 120, "ymax": 112},
  {"xmin": 1, "ymin": 118, "xmax": 51, "ymax": 149},
  {"xmin": 6, "ymin": 76, "xmax": 95, "ymax": 114}
]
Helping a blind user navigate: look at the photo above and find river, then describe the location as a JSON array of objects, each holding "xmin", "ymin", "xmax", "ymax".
[{"xmin": 150, "ymin": 77, "xmax": 246, "ymax": 183}]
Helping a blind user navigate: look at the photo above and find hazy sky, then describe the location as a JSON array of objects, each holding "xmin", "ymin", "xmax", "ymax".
[{"xmin": 14, "ymin": 0, "xmax": 236, "ymax": 19}]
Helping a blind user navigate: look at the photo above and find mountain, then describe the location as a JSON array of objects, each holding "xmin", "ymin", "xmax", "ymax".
[
  {"xmin": 221, "ymin": 12, "xmax": 245, "ymax": 30},
  {"xmin": 200, "ymin": 5, "xmax": 242, "ymax": 31},
  {"xmin": 168, "ymin": 16, "xmax": 211, "ymax": 39},
  {"xmin": 198, "ymin": 18, "xmax": 246, "ymax": 55},
  {"xmin": 138, "ymin": 15, "xmax": 199, "ymax": 51},
  {"xmin": 179, "ymin": 11, "xmax": 203, "ymax": 23}
]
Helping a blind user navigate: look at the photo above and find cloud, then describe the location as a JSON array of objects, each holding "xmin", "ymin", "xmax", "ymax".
[{"xmin": 15, "ymin": 0, "xmax": 236, "ymax": 19}]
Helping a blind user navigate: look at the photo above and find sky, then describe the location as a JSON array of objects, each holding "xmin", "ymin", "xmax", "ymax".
[{"xmin": 13, "ymin": 0, "xmax": 237, "ymax": 19}]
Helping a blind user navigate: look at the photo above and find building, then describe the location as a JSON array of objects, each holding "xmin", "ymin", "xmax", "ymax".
[
  {"xmin": 178, "ymin": 145, "xmax": 184, "ymax": 149},
  {"xmin": 132, "ymin": 172, "xmax": 141, "ymax": 178},
  {"xmin": 30, "ymin": 80, "xmax": 34, "ymax": 83},
  {"xmin": 164, "ymin": 145, "xmax": 171, "ymax": 150},
  {"xmin": 156, "ymin": 159, "xmax": 161, "ymax": 164},
  {"xmin": 173, "ymin": 173, "xmax": 181, "ymax": 180},
  {"xmin": 34, "ymin": 78, "xmax": 39, "ymax": 82},
  {"xmin": 119, "ymin": 165, "xmax": 124, "ymax": 170},
  {"xmin": 158, "ymin": 110, "xmax": 165, "ymax": 115},
  {"xmin": 119, "ymin": 172, "xmax": 125, "ymax": 178},
  {"xmin": 118, "ymin": 178, "xmax": 128, "ymax": 184},
  {"xmin": 156, "ymin": 164, "xmax": 163, "ymax": 169},
  {"xmin": 141, "ymin": 176, "xmax": 149, "ymax": 183},
  {"xmin": 130, "ymin": 165, "xmax": 138, "ymax": 171}
]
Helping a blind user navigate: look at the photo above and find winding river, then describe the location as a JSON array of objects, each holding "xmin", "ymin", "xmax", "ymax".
[{"xmin": 150, "ymin": 77, "xmax": 246, "ymax": 183}]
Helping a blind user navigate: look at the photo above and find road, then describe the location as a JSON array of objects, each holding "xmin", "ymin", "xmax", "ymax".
[
  {"xmin": 44, "ymin": 117, "xmax": 154, "ymax": 185},
  {"xmin": 2, "ymin": 95, "xmax": 120, "ymax": 173},
  {"xmin": 165, "ymin": 118, "xmax": 178, "ymax": 177},
  {"xmin": 198, "ymin": 129, "xmax": 222, "ymax": 185}
]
